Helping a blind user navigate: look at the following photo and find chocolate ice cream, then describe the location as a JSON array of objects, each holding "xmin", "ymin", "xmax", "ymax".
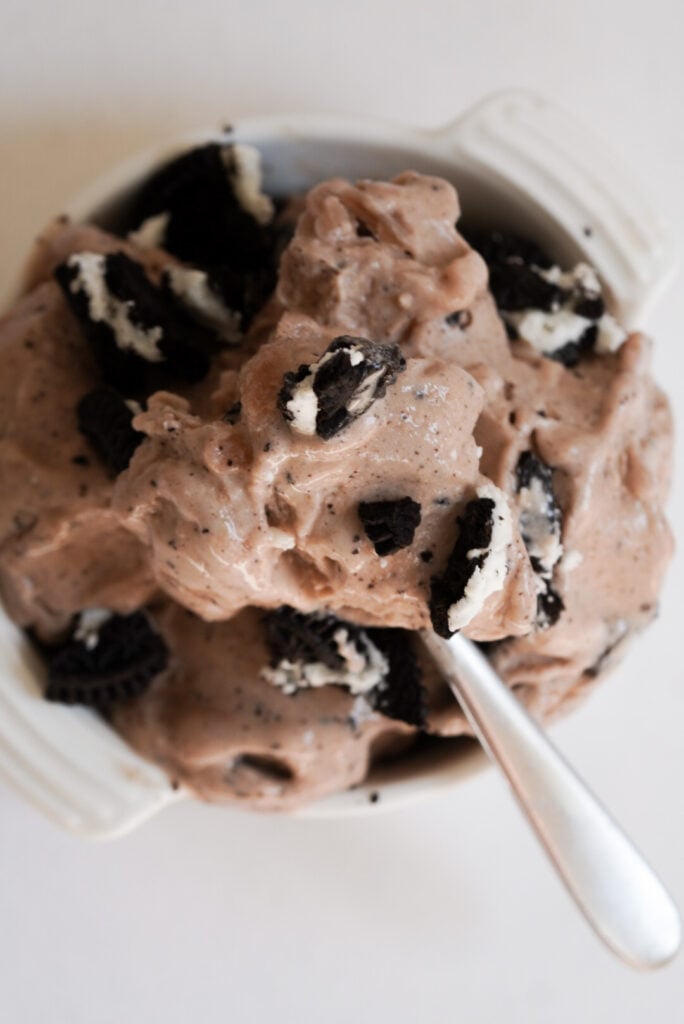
[{"xmin": 0, "ymin": 141, "xmax": 673, "ymax": 809}]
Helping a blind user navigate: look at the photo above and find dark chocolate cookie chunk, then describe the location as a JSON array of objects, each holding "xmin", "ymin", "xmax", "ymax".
[
  {"xmin": 573, "ymin": 294, "xmax": 605, "ymax": 320},
  {"xmin": 278, "ymin": 335, "xmax": 406, "ymax": 440},
  {"xmin": 537, "ymin": 582, "xmax": 565, "ymax": 628},
  {"xmin": 465, "ymin": 229, "xmax": 553, "ymax": 271},
  {"xmin": 445, "ymin": 309, "xmax": 472, "ymax": 329},
  {"xmin": 366, "ymin": 628, "xmax": 427, "ymax": 727},
  {"xmin": 125, "ymin": 142, "xmax": 273, "ymax": 271},
  {"xmin": 516, "ymin": 451, "xmax": 563, "ymax": 569},
  {"xmin": 55, "ymin": 251, "xmax": 211, "ymax": 392},
  {"xmin": 429, "ymin": 486, "xmax": 512, "ymax": 639},
  {"xmin": 358, "ymin": 496, "xmax": 422, "ymax": 556},
  {"xmin": 465, "ymin": 229, "xmax": 623, "ymax": 365},
  {"xmin": 488, "ymin": 262, "xmax": 566, "ymax": 313},
  {"xmin": 77, "ymin": 389, "xmax": 144, "ymax": 474},
  {"xmin": 44, "ymin": 611, "xmax": 169, "ymax": 708},
  {"xmin": 516, "ymin": 450, "xmax": 551, "ymax": 492},
  {"xmin": 262, "ymin": 606, "xmax": 389, "ymax": 696},
  {"xmin": 263, "ymin": 608, "xmax": 426, "ymax": 727},
  {"xmin": 161, "ymin": 265, "xmax": 243, "ymax": 344},
  {"xmin": 547, "ymin": 323, "xmax": 598, "ymax": 368},
  {"xmin": 263, "ymin": 606, "xmax": 354, "ymax": 672},
  {"xmin": 262, "ymin": 606, "xmax": 389, "ymax": 698},
  {"xmin": 430, "ymin": 496, "xmax": 496, "ymax": 638},
  {"xmin": 516, "ymin": 450, "xmax": 565, "ymax": 628}
]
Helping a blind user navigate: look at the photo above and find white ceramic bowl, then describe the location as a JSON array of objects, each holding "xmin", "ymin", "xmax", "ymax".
[{"xmin": 0, "ymin": 91, "xmax": 676, "ymax": 838}]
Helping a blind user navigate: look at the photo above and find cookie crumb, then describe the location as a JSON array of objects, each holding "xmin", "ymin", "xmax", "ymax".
[{"xmin": 278, "ymin": 335, "xmax": 405, "ymax": 440}]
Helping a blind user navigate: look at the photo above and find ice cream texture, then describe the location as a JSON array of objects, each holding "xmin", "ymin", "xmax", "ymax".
[{"xmin": 0, "ymin": 142, "xmax": 673, "ymax": 808}]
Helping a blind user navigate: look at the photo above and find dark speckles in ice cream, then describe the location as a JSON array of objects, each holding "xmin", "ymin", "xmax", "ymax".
[{"xmin": 0, "ymin": 146, "xmax": 674, "ymax": 810}]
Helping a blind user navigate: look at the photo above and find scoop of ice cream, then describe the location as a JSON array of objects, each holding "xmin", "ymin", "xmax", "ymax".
[
  {"xmin": 0, "ymin": 215, "xmax": 254, "ymax": 639},
  {"xmin": 277, "ymin": 172, "xmax": 488, "ymax": 342},
  {"xmin": 417, "ymin": 235, "xmax": 674, "ymax": 712},
  {"xmin": 0, "ymin": 147, "xmax": 675, "ymax": 813},
  {"xmin": 0, "ymin": 278, "xmax": 156, "ymax": 639},
  {"xmin": 111, "ymin": 602, "xmax": 429, "ymax": 810},
  {"xmin": 114, "ymin": 311, "xmax": 538, "ymax": 636},
  {"xmin": 111, "ymin": 174, "xmax": 539, "ymax": 637}
]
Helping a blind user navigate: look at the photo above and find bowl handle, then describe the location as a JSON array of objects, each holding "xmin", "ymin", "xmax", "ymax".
[
  {"xmin": 0, "ymin": 613, "xmax": 180, "ymax": 839},
  {"xmin": 441, "ymin": 91, "xmax": 677, "ymax": 326}
]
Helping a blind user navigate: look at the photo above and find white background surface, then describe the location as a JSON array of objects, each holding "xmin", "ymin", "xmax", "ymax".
[{"xmin": 1, "ymin": 1, "xmax": 683, "ymax": 1020}]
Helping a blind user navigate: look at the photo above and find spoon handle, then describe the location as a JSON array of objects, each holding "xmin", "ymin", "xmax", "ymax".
[{"xmin": 420, "ymin": 630, "xmax": 680, "ymax": 969}]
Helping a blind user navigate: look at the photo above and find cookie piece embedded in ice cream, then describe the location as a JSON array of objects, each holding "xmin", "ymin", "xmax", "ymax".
[
  {"xmin": 515, "ymin": 452, "xmax": 563, "ymax": 577},
  {"xmin": 262, "ymin": 607, "xmax": 427, "ymax": 728},
  {"xmin": 465, "ymin": 229, "xmax": 554, "ymax": 272},
  {"xmin": 277, "ymin": 335, "xmax": 406, "ymax": 440},
  {"xmin": 515, "ymin": 451, "xmax": 565, "ymax": 629},
  {"xmin": 429, "ymin": 483, "xmax": 513, "ymax": 638},
  {"xmin": 358, "ymin": 496, "xmax": 422, "ymax": 556},
  {"xmin": 468, "ymin": 230, "xmax": 626, "ymax": 365},
  {"xmin": 162, "ymin": 266, "xmax": 243, "ymax": 344},
  {"xmin": 536, "ymin": 584, "xmax": 564, "ymax": 629},
  {"xmin": 54, "ymin": 251, "xmax": 211, "ymax": 391},
  {"xmin": 125, "ymin": 142, "xmax": 275, "ymax": 269},
  {"xmin": 77, "ymin": 389, "xmax": 145, "ymax": 474},
  {"xmin": 366, "ymin": 627, "xmax": 427, "ymax": 727},
  {"xmin": 261, "ymin": 606, "xmax": 388, "ymax": 696},
  {"xmin": 42, "ymin": 610, "xmax": 169, "ymax": 708}
]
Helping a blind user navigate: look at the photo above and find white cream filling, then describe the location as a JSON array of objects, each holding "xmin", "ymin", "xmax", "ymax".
[
  {"xmin": 507, "ymin": 261, "xmax": 626, "ymax": 356},
  {"xmin": 562, "ymin": 549, "xmax": 584, "ymax": 573},
  {"xmin": 74, "ymin": 608, "xmax": 113, "ymax": 651},
  {"xmin": 507, "ymin": 308, "xmax": 591, "ymax": 354},
  {"xmin": 128, "ymin": 211, "xmax": 170, "ymax": 249},
  {"xmin": 348, "ymin": 694, "xmax": 379, "ymax": 729},
  {"xmin": 594, "ymin": 314, "xmax": 627, "ymax": 354},
  {"xmin": 223, "ymin": 143, "xmax": 275, "ymax": 226},
  {"xmin": 262, "ymin": 628, "xmax": 388, "ymax": 697},
  {"xmin": 447, "ymin": 482, "xmax": 513, "ymax": 633},
  {"xmin": 164, "ymin": 266, "xmax": 242, "ymax": 344},
  {"xmin": 346, "ymin": 365, "xmax": 385, "ymax": 416},
  {"xmin": 518, "ymin": 475, "xmax": 563, "ymax": 577},
  {"xmin": 67, "ymin": 253, "xmax": 164, "ymax": 362},
  {"xmin": 285, "ymin": 372, "xmax": 318, "ymax": 435},
  {"xmin": 285, "ymin": 342, "xmax": 381, "ymax": 436}
]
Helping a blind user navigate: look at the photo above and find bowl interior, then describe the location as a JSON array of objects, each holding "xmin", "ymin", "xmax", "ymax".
[{"xmin": 3, "ymin": 115, "xmax": 594, "ymax": 825}]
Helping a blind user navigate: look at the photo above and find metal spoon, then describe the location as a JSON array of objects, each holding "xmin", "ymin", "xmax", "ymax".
[{"xmin": 421, "ymin": 630, "xmax": 681, "ymax": 970}]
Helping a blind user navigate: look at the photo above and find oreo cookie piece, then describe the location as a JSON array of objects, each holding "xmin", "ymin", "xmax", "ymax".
[
  {"xmin": 445, "ymin": 309, "xmax": 472, "ymax": 329},
  {"xmin": 465, "ymin": 229, "xmax": 553, "ymax": 271},
  {"xmin": 516, "ymin": 451, "xmax": 565, "ymax": 628},
  {"xmin": 366, "ymin": 627, "xmax": 427, "ymax": 727},
  {"xmin": 125, "ymin": 142, "xmax": 274, "ymax": 271},
  {"xmin": 537, "ymin": 582, "xmax": 564, "ymax": 629},
  {"xmin": 43, "ymin": 610, "xmax": 169, "ymax": 708},
  {"xmin": 358, "ymin": 496, "xmax": 422, "ymax": 556},
  {"xmin": 162, "ymin": 265, "xmax": 243, "ymax": 344},
  {"xmin": 429, "ymin": 483, "xmax": 513, "ymax": 638},
  {"xmin": 55, "ymin": 251, "xmax": 210, "ymax": 392},
  {"xmin": 546, "ymin": 323, "xmax": 598, "ymax": 368},
  {"xmin": 262, "ymin": 606, "xmax": 388, "ymax": 696},
  {"xmin": 77, "ymin": 389, "xmax": 144, "ymax": 474},
  {"xmin": 278, "ymin": 336, "xmax": 406, "ymax": 440},
  {"xmin": 467, "ymin": 229, "xmax": 625, "ymax": 364},
  {"xmin": 262, "ymin": 608, "xmax": 426, "ymax": 728},
  {"xmin": 515, "ymin": 452, "xmax": 563, "ymax": 576},
  {"xmin": 488, "ymin": 262, "xmax": 566, "ymax": 314}
]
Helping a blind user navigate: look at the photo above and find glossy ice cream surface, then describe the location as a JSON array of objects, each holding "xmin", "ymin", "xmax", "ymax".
[{"xmin": 0, "ymin": 143, "xmax": 673, "ymax": 808}]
